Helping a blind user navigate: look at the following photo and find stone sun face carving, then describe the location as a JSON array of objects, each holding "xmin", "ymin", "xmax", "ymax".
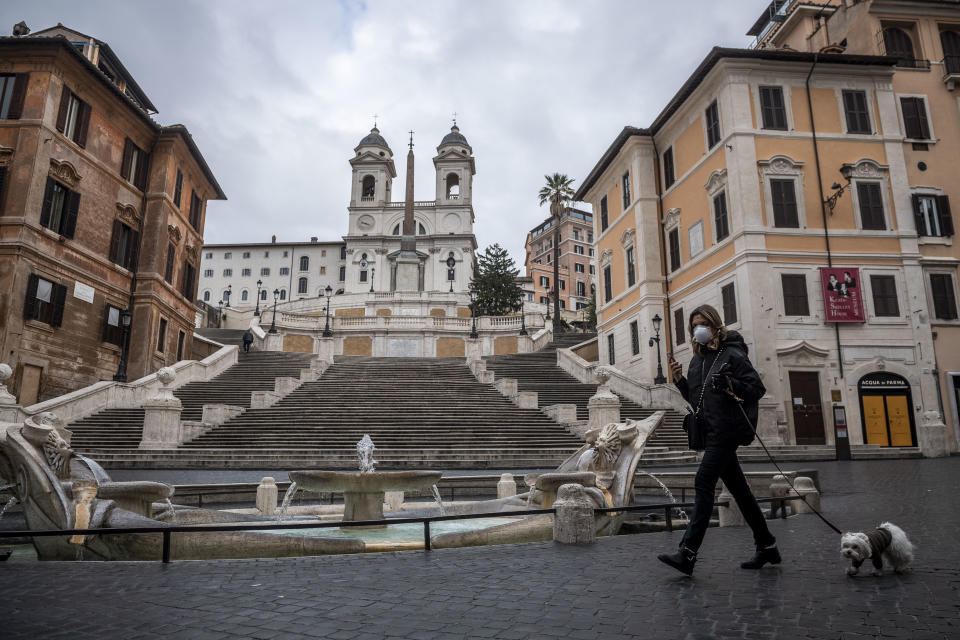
[{"xmin": 593, "ymin": 423, "xmax": 622, "ymax": 468}]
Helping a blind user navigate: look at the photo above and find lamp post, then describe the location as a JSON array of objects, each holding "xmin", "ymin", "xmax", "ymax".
[
  {"xmin": 254, "ymin": 279, "xmax": 262, "ymax": 316},
  {"xmin": 824, "ymin": 181, "xmax": 850, "ymax": 214},
  {"xmin": 322, "ymin": 284, "xmax": 333, "ymax": 337},
  {"xmin": 269, "ymin": 289, "xmax": 279, "ymax": 334},
  {"xmin": 446, "ymin": 254, "xmax": 456, "ymax": 293},
  {"xmin": 545, "ymin": 288, "xmax": 552, "ymax": 322},
  {"xmin": 369, "ymin": 267, "xmax": 375, "ymax": 293},
  {"xmin": 469, "ymin": 286, "xmax": 478, "ymax": 339},
  {"xmin": 518, "ymin": 295, "xmax": 528, "ymax": 336},
  {"xmin": 112, "ymin": 309, "xmax": 132, "ymax": 382},
  {"xmin": 225, "ymin": 284, "xmax": 232, "ymax": 308},
  {"xmin": 649, "ymin": 313, "xmax": 667, "ymax": 385},
  {"xmin": 217, "ymin": 301, "xmax": 223, "ymax": 328}
]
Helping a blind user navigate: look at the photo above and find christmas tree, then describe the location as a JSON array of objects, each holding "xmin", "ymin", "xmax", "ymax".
[{"xmin": 470, "ymin": 244, "xmax": 523, "ymax": 316}]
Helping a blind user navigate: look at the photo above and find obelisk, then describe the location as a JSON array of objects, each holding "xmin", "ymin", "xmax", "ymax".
[{"xmin": 395, "ymin": 131, "xmax": 421, "ymax": 292}]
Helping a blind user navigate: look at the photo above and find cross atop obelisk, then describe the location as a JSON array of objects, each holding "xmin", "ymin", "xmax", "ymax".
[{"xmin": 401, "ymin": 130, "xmax": 416, "ymax": 248}]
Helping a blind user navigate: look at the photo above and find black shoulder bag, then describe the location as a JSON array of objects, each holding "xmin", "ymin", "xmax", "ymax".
[{"xmin": 681, "ymin": 348, "xmax": 724, "ymax": 451}]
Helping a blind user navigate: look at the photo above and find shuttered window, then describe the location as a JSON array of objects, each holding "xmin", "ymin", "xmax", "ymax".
[
  {"xmin": 102, "ymin": 305, "xmax": 123, "ymax": 345},
  {"xmin": 663, "ymin": 147, "xmax": 675, "ymax": 189},
  {"xmin": 781, "ymin": 274, "xmax": 810, "ymax": 316},
  {"xmin": 0, "ymin": 73, "xmax": 28, "ymax": 119},
  {"xmin": 298, "ymin": 277, "xmax": 308, "ymax": 294},
  {"xmin": 669, "ymin": 228, "xmax": 681, "ymax": 272},
  {"xmin": 23, "ymin": 274, "xmax": 66, "ymax": 327},
  {"xmin": 189, "ymin": 190, "xmax": 202, "ymax": 229},
  {"xmin": 180, "ymin": 262, "xmax": 197, "ymax": 300},
  {"xmin": 842, "ymin": 90, "xmax": 871, "ymax": 134},
  {"xmin": 55, "ymin": 86, "xmax": 91, "ymax": 147},
  {"xmin": 930, "ymin": 273, "xmax": 958, "ymax": 320},
  {"xmin": 108, "ymin": 220, "xmax": 139, "ymax": 271},
  {"xmin": 603, "ymin": 265, "xmax": 612, "ymax": 303},
  {"xmin": 600, "ymin": 196, "xmax": 609, "ymax": 232},
  {"xmin": 157, "ymin": 318, "xmax": 167, "ymax": 353},
  {"xmin": 622, "ymin": 172, "xmax": 631, "ymax": 210},
  {"xmin": 857, "ymin": 182, "xmax": 887, "ymax": 230},
  {"xmin": 626, "ymin": 246, "xmax": 636, "ymax": 287},
  {"xmin": 674, "ymin": 308, "xmax": 685, "ymax": 346},
  {"xmin": 39, "ymin": 177, "xmax": 80, "ymax": 238},
  {"xmin": 911, "ymin": 194, "xmax": 954, "ymax": 237},
  {"xmin": 870, "ymin": 275, "xmax": 899, "ymax": 317},
  {"xmin": 630, "ymin": 321, "xmax": 640, "ymax": 356},
  {"xmin": 0, "ymin": 166, "xmax": 7, "ymax": 213},
  {"xmin": 759, "ymin": 86, "xmax": 787, "ymax": 130},
  {"xmin": 120, "ymin": 138, "xmax": 149, "ymax": 190},
  {"xmin": 705, "ymin": 100, "xmax": 721, "ymax": 149},
  {"xmin": 722, "ymin": 282, "xmax": 737, "ymax": 325},
  {"xmin": 900, "ymin": 97, "xmax": 931, "ymax": 140},
  {"xmin": 714, "ymin": 191, "xmax": 730, "ymax": 241},
  {"xmin": 173, "ymin": 169, "xmax": 183, "ymax": 208},
  {"xmin": 607, "ymin": 334, "xmax": 616, "ymax": 365},
  {"xmin": 770, "ymin": 179, "xmax": 799, "ymax": 228},
  {"xmin": 164, "ymin": 243, "xmax": 175, "ymax": 283}
]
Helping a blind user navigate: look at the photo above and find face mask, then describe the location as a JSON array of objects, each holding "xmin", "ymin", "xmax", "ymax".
[{"xmin": 693, "ymin": 325, "xmax": 713, "ymax": 345}]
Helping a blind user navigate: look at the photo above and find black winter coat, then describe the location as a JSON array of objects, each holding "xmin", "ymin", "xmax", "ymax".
[{"xmin": 675, "ymin": 331, "xmax": 765, "ymax": 448}]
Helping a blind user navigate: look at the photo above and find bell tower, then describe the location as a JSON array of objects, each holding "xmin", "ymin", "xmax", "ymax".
[
  {"xmin": 349, "ymin": 126, "xmax": 397, "ymax": 207},
  {"xmin": 434, "ymin": 123, "xmax": 476, "ymax": 205}
]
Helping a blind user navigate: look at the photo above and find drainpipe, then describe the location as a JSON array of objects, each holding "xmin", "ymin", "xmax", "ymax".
[
  {"xmin": 805, "ymin": 54, "xmax": 845, "ymax": 378},
  {"xmin": 651, "ymin": 138, "xmax": 672, "ymax": 371}
]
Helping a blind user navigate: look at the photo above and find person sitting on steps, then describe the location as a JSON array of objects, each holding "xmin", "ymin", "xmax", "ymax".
[{"xmin": 657, "ymin": 304, "xmax": 780, "ymax": 576}]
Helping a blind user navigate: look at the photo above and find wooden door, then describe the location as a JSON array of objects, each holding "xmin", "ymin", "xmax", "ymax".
[
  {"xmin": 19, "ymin": 364, "xmax": 42, "ymax": 407},
  {"xmin": 789, "ymin": 371, "xmax": 825, "ymax": 445},
  {"xmin": 862, "ymin": 395, "xmax": 889, "ymax": 446},
  {"xmin": 886, "ymin": 395, "xmax": 913, "ymax": 446}
]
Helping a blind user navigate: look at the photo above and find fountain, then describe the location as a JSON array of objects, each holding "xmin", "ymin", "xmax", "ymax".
[{"xmin": 289, "ymin": 435, "xmax": 442, "ymax": 526}]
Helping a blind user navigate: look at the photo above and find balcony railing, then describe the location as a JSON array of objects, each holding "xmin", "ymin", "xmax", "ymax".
[{"xmin": 893, "ymin": 57, "xmax": 931, "ymax": 70}]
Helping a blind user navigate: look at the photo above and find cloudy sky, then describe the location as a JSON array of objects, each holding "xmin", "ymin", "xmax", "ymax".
[{"xmin": 7, "ymin": 1, "xmax": 763, "ymax": 265}]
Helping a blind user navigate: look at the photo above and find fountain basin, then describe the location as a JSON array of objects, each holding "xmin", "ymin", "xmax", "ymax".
[{"xmin": 288, "ymin": 470, "xmax": 442, "ymax": 525}]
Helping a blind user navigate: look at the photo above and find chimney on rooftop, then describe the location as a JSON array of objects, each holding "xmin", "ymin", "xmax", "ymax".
[
  {"xmin": 271, "ymin": 235, "xmax": 276, "ymax": 243},
  {"xmin": 310, "ymin": 237, "xmax": 318, "ymax": 243}
]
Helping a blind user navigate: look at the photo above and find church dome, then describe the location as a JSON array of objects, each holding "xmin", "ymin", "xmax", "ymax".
[
  {"xmin": 357, "ymin": 126, "xmax": 391, "ymax": 151},
  {"xmin": 440, "ymin": 124, "xmax": 469, "ymax": 147}
]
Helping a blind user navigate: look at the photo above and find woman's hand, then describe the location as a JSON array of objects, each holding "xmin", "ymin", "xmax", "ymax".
[{"xmin": 669, "ymin": 356, "xmax": 682, "ymax": 379}]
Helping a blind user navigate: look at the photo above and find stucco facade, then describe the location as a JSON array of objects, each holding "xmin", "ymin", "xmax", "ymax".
[{"xmin": 524, "ymin": 207, "xmax": 596, "ymax": 314}]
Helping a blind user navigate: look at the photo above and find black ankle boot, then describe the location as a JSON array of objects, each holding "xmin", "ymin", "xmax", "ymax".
[
  {"xmin": 658, "ymin": 546, "xmax": 697, "ymax": 576},
  {"xmin": 741, "ymin": 544, "xmax": 781, "ymax": 569}
]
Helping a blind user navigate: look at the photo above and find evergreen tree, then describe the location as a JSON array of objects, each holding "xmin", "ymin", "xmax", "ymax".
[
  {"xmin": 470, "ymin": 244, "xmax": 523, "ymax": 316},
  {"xmin": 585, "ymin": 291, "xmax": 597, "ymax": 328}
]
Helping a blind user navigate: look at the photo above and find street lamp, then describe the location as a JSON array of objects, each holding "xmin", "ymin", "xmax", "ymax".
[
  {"xmin": 254, "ymin": 279, "xmax": 262, "ymax": 316},
  {"xmin": 269, "ymin": 288, "xmax": 279, "ymax": 334},
  {"xmin": 369, "ymin": 267, "xmax": 375, "ymax": 293},
  {"xmin": 446, "ymin": 254, "xmax": 456, "ymax": 293},
  {"xmin": 545, "ymin": 288, "xmax": 552, "ymax": 322},
  {"xmin": 648, "ymin": 313, "xmax": 667, "ymax": 385},
  {"xmin": 217, "ymin": 300, "xmax": 223, "ymax": 328},
  {"xmin": 469, "ymin": 286, "xmax": 478, "ymax": 339},
  {"xmin": 322, "ymin": 284, "xmax": 333, "ymax": 337},
  {"xmin": 112, "ymin": 309, "xmax": 132, "ymax": 382},
  {"xmin": 225, "ymin": 284, "xmax": 232, "ymax": 308},
  {"xmin": 518, "ymin": 295, "xmax": 528, "ymax": 336}
]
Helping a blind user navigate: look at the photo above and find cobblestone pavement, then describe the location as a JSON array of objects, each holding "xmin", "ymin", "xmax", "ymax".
[{"xmin": 2, "ymin": 458, "xmax": 958, "ymax": 639}]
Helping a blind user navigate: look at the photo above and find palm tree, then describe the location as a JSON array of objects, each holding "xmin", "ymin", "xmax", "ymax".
[{"xmin": 538, "ymin": 173, "xmax": 576, "ymax": 332}]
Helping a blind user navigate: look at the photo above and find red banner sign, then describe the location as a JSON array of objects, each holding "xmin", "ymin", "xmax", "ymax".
[{"xmin": 820, "ymin": 267, "xmax": 865, "ymax": 323}]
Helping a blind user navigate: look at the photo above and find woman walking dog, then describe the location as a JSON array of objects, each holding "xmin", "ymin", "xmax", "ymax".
[{"xmin": 657, "ymin": 305, "xmax": 780, "ymax": 576}]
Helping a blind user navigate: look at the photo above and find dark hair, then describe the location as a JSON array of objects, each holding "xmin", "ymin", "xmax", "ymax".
[{"xmin": 688, "ymin": 304, "xmax": 727, "ymax": 355}]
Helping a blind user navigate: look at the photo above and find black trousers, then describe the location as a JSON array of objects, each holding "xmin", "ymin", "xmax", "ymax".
[
  {"xmin": 680, "ymin": 445, "xmax": 775, "ymax": 552},
  {"xmin": 243, "ymin": 342, "xmax": 251, "ymax": 352}
]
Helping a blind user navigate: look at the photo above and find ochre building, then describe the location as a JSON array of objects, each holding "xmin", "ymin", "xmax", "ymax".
[
  {"xmin": 577, "ymin": 1, "xmax": 960, "ymax": 455},
  {"xmin": 0, "ymin": 24, "xmax": 224, "ymax": 404}
]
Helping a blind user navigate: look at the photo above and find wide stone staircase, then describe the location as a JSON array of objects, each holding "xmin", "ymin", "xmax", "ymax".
[
  {"xmin": 68, "ymin": 351, "xmax": 316, "ymax": 452},
  {"xmin": 194, "ymin": 328, "xmax": 248, "ymax": 346},
  {"xmin": 482, "ymin": 333, "xmax": 698, "ymax": 465}
]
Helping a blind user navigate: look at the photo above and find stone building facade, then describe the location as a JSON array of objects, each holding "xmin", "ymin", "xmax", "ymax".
[
  {"xmin": 524, "ymin": 207, "xmax": 596, "ymax": 314},
  {"xmin": 0, "ymin": 25, "xmax": 224, "ymax": 404},
  {"xmin": 577, "ymin": 3, "xmax": 958, "ymax": 455}
]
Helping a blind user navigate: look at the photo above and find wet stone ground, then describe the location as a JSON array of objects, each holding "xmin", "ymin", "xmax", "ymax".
[{"xmin": 1, "ymin": 458, "xmax": 958, "ymax": 639}]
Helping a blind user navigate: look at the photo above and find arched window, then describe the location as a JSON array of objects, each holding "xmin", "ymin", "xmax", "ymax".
[
  {"xmin": 299, "ymin": 256, "xmax": 309, "ymax": 271},
  {"xmin": 241, "ymin": 290, "xmax": 249, "ymax": 301},
  {"xmin": 883, "ymin": 27, "xmax": 915, "ymax": 64},
  {"xmin": 260, "ymin": 289, "xmax": 267, "ymax": 301},
  {"xmin": 393, "ymin": 222, "xmax": 428, "ymax": 235},
  {"xmin": 222, "ymin": 290, "xmax": 230, "ymax": 302},
  {"xmin": 392, "ymin": 224, "xmax": 400, "ymax": 235},
  {"xmin": 446, "ymin": 172, "xmax": 460, "ymax": 198},
  {"xmin": 202, "ymin": 290, "xmax": 210, "ymax": 302},
  {"xmin": 298, "ymin": 277, "xmax": 308, "ymax": 294},
  {"xmin": 361, "ymin": 175, "xmax": 376, "ymax": 198},
  {"xmin": 279, "ymin": 289, "xmax": 286, "ymax": 300}
]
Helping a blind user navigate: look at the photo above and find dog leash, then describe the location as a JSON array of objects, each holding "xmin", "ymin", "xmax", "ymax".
[{"xmin": 722, "ymin": 377, "xmax": 844, "ymax": 536}]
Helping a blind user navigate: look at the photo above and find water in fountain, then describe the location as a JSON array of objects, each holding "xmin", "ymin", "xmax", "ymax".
[
  {"xmin": 0, "ymin": 495, "xmax": 18, "ymax": 520},
  {"xmin": 429, "ymin": 484, "xmax": 446, "ymax": 516},
  {"xmin": 162, "ymin": 498, "xmax": 178, "ymax": 523},
  {"xmin": 357, "ymin": 434, "xmax": 377, "ymax": 473},
  {"xmin": 276, "ymin": 482, "xmax": 298, "ymax": 522},
  {"xmin": 74, "ymin": 455, "xmax": 110, "ymax": 485},
  {"xmin": 637, "ymin": 470, "xmax": 688, "ymax": 522}
]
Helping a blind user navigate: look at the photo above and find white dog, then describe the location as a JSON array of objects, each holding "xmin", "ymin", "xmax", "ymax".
[{"xmin": 840, "ymin": 522, "xmax": 914, "ymax": 576}]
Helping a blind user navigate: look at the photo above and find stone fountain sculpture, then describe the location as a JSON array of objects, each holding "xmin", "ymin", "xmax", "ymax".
[
  {"xmin": 289, "ymin": 434, "xmax": 442, "ymax": 525},
  {"xmin": 0, "ymin": 411, "xmax": 363, "ymax": 560}
]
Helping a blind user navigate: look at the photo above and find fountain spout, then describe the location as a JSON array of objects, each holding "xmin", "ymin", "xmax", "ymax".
[{"xmin": 357, "ymin": 434, "xmax": 377, "ymax": 473}]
